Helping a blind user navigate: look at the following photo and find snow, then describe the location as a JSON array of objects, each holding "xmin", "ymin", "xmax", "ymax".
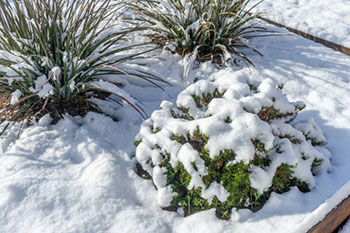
[
  {"xmin": 28, "ymin": 74, "xmax": 55, "ymax": 99},
  {"xmin": 37, "ymin": 83, "xmax": 54, "ymax": 98},
  {"xmin": 10, "ymin": 90, "xmax": 22, "ymax": 105},
  {"xmin": 0, "ymin": 3, "xmax": 350, "ymax": 233},
  {"xmin": 37, "ymin": 114, "xmax": 52, "ymax": 127},
  {"xmin": 50, "ymin": 66, "xmax": 61, "ymax": 80},
  {"xmin": 250, "ymin": 0, "xmax": 350, "ymax": 47},
  {"xmin": 341, "ymin": 218, "xmax": 350, "ymax": 233},
  {"xmin": 294, "ymin": 181, "xmax": 350, "ymax": 233},
  {"xmin": 177, "ymin": 143, "xmax": 207, "ymax": 189},
  {"xmin": 202, "ymin": 182, "xmax": 230, "ymax": 203}
]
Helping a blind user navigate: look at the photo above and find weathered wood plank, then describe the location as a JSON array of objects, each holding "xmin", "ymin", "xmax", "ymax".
[
  {"xmin": 307, "ymin": 196, "xmax": 350, "ymax": 233},
  {"xmin": 257, "ymin": 16, "xmax": 350, "ymax": 56}
]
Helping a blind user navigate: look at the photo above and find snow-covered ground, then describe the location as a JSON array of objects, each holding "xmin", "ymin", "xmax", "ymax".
[
  {"xmin": 250, "ymin": 0, "xmax": 350, "ymax": 48},
  {"xmin": 0, "ymin": 23, "xmax": 349, "ymax": 232},
  {"xmin": 1, "ymin": 2, "xmax": 350, "ymax": 232}
]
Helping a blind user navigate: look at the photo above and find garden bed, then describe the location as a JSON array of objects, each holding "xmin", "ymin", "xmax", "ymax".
[{"xmin": 0, "ymin": 1, "xmax": 349, "ymax": 232}]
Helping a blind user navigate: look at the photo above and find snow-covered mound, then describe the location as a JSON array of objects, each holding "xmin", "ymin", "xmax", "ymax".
[{"xmin": 135, "ymin": 69, "xmax": 332, "ymax": 219}]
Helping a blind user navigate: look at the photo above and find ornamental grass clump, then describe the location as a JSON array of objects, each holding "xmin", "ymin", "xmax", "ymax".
[
  {"xmin": 135, "ymin": 69, "xmax": 332, "ymax": 220},
  {"xmin": 0, "ymin": 0, "xmax": 166, "ymax": 125},
  {"xmin": 130, "ymin": 0, "xmax": 269, "ymax": 66}
]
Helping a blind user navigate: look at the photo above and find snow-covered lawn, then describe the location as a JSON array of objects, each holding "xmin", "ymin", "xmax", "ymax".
[{"xmin": 250, "ymin": 0, "xmax": 350, "ymax": 47}]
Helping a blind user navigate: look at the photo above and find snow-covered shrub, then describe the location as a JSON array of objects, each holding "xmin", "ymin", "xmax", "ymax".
[
  {"xmin": 135, "ymin": 70, "xmax": 331, "ymax": 219},
  {"xmin": 129, "ymin": 0, "xmax": 270, "ymax": 66},
  {"xmin": 0, "ymin": 0, "xmax": 166, "ymax": 124}
]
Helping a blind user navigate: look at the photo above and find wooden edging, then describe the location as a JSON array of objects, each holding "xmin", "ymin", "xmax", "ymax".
[
  {"xmin": 258, "ymin": 16, "xmax": 350, "ymax": 56},
  {"xmin": 307, "ymin": 195, "xmax": 350, "ymax": 233}
]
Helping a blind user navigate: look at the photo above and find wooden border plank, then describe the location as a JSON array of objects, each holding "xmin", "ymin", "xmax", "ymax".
[
  {"xmin": 257, "ymin": 16, "xmax": 350, "ymax": 56},
  {"xmin": 307, "ymin": 196, "xmax": 350, "ymax": 233}
]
